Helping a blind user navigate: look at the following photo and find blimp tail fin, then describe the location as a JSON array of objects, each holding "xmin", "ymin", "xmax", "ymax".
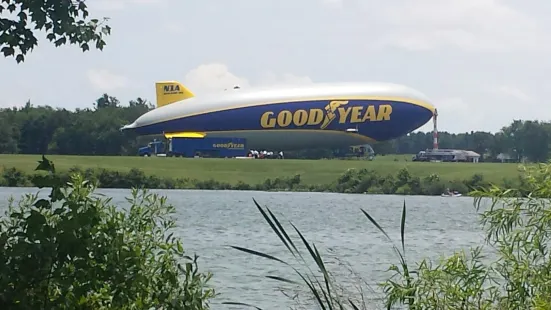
[{"xmin": 155, "ymin": 81, "xmax": 195, "ymax": 108}]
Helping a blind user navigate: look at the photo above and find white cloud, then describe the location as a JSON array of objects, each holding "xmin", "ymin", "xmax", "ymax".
[
  {"xmin": 183, "ymin": 63, "xmax": 250, "ymax": 94},
  {"xmin": 179, "ymin": 63, "xmax": 541, "ymax": 134},
  {"xmin": 90, "ymin": 0, "xmax": 165, "ymax": 11},
  {"xmin": 257, "ymin": 72, "xmax": 314, "ymax": 87},
  {"xmin": 415, "ymin": 97, "xmax": 475, "ymax": 133},
  {"xmin": 183, "ymin": 64, "xmax": 314, "ymax": 94},
  {"xmin": 370, "ymin": 0, "xmax": 548, "ymax": 52},
  {"xmin": 132, "ymin": 0, "xmax": 164, "ymax": 3},
  {"xmin": 2, "ymin": 0, "xmax": 550, "ymax": 133},
  {"xmin": 321, "ymin": 0, "xmax": 343, "ymax": 9},
  {"xmin": 162, "ymin": 21, "xmax": 185, "ymax": 34},
  {"xmin": 90, "ymin": 0, "xmax": 126, "ymax": 11},
  {"xmin": 493, "ymin": 86, "xmax": 532, "ymax": 102},
  {"xmin": 87, "ymin": 69, "xmax": 130, "ymax": 92}
]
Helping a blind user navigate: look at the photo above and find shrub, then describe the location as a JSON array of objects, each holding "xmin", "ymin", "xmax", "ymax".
[
  {"xmin": 380, "ymin": 162, "xmax": 551, "ymax": 309},
  {"xmin": 229, "ymin": 161, "xmax": 551, "ymax": 309},
  {"xmin": 1, "ymin": 166, "xmax": 30, "ymax": 187},
  {"xmin": 0, "ymin": 162, "xmax": 515, "ymax": 196},
  {"xmin": 0, "ymin": 156, "xmax": 216, "ymax": 309}
]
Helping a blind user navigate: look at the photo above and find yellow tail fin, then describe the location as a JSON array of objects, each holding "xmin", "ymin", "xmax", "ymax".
[{"xmin": 155, "ymin": 81, "xmax": 195, "ymax": 108}]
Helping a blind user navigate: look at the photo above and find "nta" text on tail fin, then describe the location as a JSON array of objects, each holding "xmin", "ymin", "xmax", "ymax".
[{"xmin": 155, "ymin": 81, "xmax": 195, "ymax": 108}]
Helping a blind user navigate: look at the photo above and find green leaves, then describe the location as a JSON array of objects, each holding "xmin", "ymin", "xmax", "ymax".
[
  {"xmin": 0, "ymin": 156, "xmax": 215, "ymax": 309},
  {"xmin": 229, "ymin": 162, "xmax": 551, "ymax": 309},
  {"xmin": 35, "ymin": 154, "xmax": 55, "ymax": 173},
  {"xmin": 384, "ymin": 162, "xmax": 551, "ymax": 309},
  {"xmin": 1, "ymin": 0, "xmax": 112, "ymax": 63},
  {"xmin": 1, "ymin": 46, "xmax": 14, "ymax": 56}
]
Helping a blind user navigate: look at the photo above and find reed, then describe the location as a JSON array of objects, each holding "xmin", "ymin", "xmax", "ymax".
[
  {"xmin": 226, "ymin": 161, "xmax": 551, "ymax": 309},
  {"xmin": 223, "ymin": 199, "xmax": 412, "ymax": 310}
]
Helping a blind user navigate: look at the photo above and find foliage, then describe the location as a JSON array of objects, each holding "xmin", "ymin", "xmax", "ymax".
[
  {"xmin": 1, "ymin": 99, "xmax": 551, "ymax": 163},
  {"xmin": 373, "ymin": 119, "xmax": 551, "ymax": 163},
  {"xmin": 0, "ymin": 99, "xmax": 154, "ymax": 155},
  {"xmin": 1, "ymin": 0, "xmax": 111, "ymax": 63},
  {"xmin": 228, "ymin": 161, "xmax": 551, "ymax": 309},
  {"xmin": 0, "ymin": 154, "xmax": 523, "ymax": 187},
  {"xmin": 1, "ymin": 163, "xmax": 502, "ymax": 196},
  {"xmin": 0, "ymin": 155, "xmax": 215, "ymax": 309},
  {"xmin": 379, "ymin": 161, "xmax": 551, "ymax": 309}
]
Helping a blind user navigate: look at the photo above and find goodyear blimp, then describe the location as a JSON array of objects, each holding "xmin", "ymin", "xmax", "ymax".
[{"xmin": 120, "ymin": 81, "xmax": 436, "ymax": 150}]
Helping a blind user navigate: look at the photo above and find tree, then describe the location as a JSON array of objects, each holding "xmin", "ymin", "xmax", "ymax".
[
  {"xmin": 1, "ymin": 0, "xmax": 111, "ymax": 63},
  {"xmin": 129, "ymin": 97, "xmax": 154, "ymax": 109},
  {"xmin": 0, "ymin": 156, "xmax": 216, "ymax": 309},
  {"xmin": 94, "ymin": 93, "xmax": 119, "ymax": 109},
  {"xmin": 2, "ymin": 97, "xmax": 551, "ymax": 161}
]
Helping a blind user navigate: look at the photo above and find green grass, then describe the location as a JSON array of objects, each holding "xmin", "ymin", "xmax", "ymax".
[{"xmin": 0, "ymin": 154, "xmax": 523, "ymax": 185}]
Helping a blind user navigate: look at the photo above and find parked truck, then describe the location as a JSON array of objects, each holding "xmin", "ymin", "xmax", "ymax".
[{"xmin": 138, "ymin": 137, "xmax": 248, "ymax": 158}]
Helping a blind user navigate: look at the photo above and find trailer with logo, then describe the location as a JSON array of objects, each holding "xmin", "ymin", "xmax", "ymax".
[{"xmin": 138, "ymin": 136, "xmax": 248, "ymax": 158}]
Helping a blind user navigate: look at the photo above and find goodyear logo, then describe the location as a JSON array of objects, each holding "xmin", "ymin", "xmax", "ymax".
[
  {"xmin": 260, "ymin": 100, "xmax": 392, "ymax": 129},
  {"xmin": 163, "ymin": 84, "xmax": 183, "ymax": 95},
  {"xmin": 212, "ymin": 143, "xmax": 245, "ymax": 149}
]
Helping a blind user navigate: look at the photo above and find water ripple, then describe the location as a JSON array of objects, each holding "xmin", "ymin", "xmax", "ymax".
[{"xmin": 0, "ymin": 188, "xmax": 486, "ymax": 310}]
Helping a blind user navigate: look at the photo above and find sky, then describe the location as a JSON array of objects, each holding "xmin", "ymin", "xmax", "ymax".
[{"xmin": 1, "ymin": 0, "xmax": 550, "ymax": 133}]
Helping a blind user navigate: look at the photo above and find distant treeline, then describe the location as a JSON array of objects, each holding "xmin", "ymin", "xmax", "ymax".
[{"xmin": 1, "ymin": 94, "xmax": 550, "ymax": 162}]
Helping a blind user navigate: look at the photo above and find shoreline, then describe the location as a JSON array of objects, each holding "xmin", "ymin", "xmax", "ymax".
[
  {"xmin": 1, "ymin": 163, "xmax": 519, "ymax": 196},
  {"xmin": 0, "ymin": 185, "xmax": 473, "ymax": 197}
]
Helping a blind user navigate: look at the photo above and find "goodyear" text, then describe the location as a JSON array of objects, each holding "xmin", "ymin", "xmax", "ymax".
[
  {"xmin": 212, "ymin": 143, "xmax": 245, "ymax": 149},
  {"xmin": 259, "ymin": 101, "xmax": 392, "ymax": 129}
]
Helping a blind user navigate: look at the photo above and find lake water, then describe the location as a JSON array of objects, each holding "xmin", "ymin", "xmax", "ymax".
[{"xmin": 0, "ymin": 188, "xmax": 487, "ymax": 310}]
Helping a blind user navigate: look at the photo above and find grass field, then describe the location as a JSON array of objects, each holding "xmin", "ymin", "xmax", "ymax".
[{"xmin": 0, "ymin": 154, "xmax": 524, "ymax": 185}]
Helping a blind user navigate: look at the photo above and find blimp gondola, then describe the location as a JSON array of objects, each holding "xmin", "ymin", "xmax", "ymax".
[{"xmin": 121, "ymin": 81, "xmax": 436, "ymax": 151}]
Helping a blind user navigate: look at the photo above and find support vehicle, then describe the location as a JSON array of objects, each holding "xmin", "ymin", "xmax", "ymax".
[{"xmin": 138, "ymin": 137, "xmax": 248, "ymax": 158}]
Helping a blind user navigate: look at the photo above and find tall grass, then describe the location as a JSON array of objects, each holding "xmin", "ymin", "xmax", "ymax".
[
  {"xmin": 223, "ymin": 199, "xmax": 413, "ymax": 310},
  {"xmin": 225, "ymin": 161, "xmax": 551, "ymax": 309}
]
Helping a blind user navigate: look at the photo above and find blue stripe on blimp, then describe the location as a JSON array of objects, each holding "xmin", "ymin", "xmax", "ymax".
[{"xmin": 133, "ymin": 99, "xmax": 433, "ymax": 142}]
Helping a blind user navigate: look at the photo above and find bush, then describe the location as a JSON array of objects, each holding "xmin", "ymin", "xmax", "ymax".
[
  {"xmin": 228, "ymin": 161, "xmax": 551, "ymax": 309},
  {"xmin": 0, "ymin": 156, "xmax": 216, "ymax": 309},
  {"xmin": 1, "ymin": 161, "xmax": 515, "ymax": 196}
]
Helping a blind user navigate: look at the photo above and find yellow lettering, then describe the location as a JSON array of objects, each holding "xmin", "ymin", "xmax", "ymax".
[
  {"xmin": 329, "ymin": 100, "xmax": 349, "ymax": 111},
  {"xmin": 350, "ymin": 106, "xmax": 363, "ymax": 123},
  {"xmin": 307, "ymin": 109, "xmax": 324, "ymax": 125},
  {"xmin": 260, "ymin": 102, "xmax": 392, "ymax": 130},
  {"xmin": 260, "ymin": 112, "xmax": 276, "ymax": 128},
  {"xmin": 361, "ymin": 106, "xmax": 377, "ymax": 122},
  {"xmin": 377, "ymin": 104, "xmax": 392, "ymax": 121},
  {"xmin": 293, "ymin": 110, "xmax": 308, "ymax": 126},
  {"xmin": 337, "ymin": 107, "xmax": 351, "ymax": 123},
  {"xmin": 277, "ymin": 110, "xmax": 292, "ymax": 127}
]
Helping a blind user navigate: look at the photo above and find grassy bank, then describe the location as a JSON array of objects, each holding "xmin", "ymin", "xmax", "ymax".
[
  {"xmin": 0, "ymin": 154, "xmax": 525, "ymax": 196},
  {"xmin": 0, "ymin": 154, "xmax": 522, "ymax": 185},
  {"xmin": 3, "ymin": 158, "xmax": 550, "ymax": 309}
]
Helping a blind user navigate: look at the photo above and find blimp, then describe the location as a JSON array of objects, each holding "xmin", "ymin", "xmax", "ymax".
[{"xmin": 121, "ymin": 81, "xmax": 436, "ymax": 151}]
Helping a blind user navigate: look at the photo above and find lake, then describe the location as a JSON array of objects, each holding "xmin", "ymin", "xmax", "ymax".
[{"xmin": 0, "ymin": 188, "xmax": 486, "ymax": 309}]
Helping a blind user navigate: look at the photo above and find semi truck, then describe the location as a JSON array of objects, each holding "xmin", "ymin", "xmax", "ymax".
[{"xmin": 138, "ymin": 137, "xmax": 248, "ymax": 158}]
